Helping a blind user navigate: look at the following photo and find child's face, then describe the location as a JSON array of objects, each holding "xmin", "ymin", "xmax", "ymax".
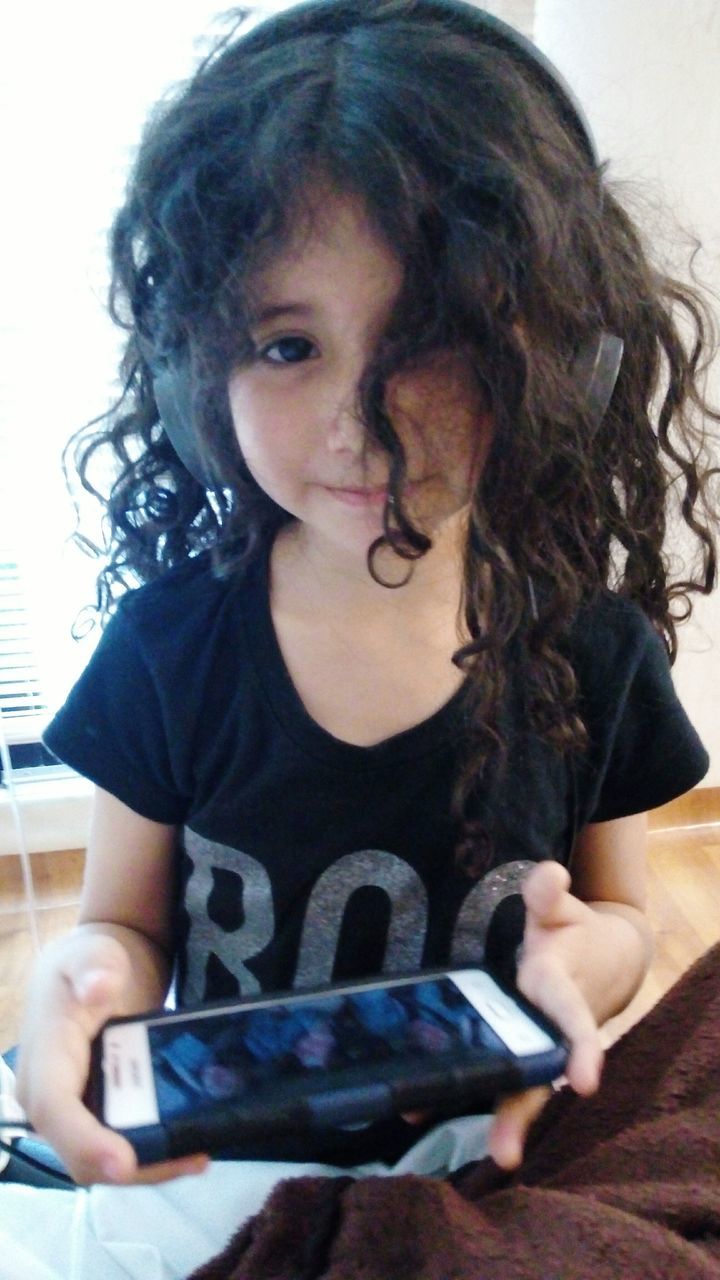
[{"xmin": 227, "ymin": 189, "xmax": 491, "ymax": 564}]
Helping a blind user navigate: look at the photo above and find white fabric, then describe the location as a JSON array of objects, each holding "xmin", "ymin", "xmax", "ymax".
[{"xmin": 0, "ymin": 1114, "xmax": 491, "ymax": 1280}]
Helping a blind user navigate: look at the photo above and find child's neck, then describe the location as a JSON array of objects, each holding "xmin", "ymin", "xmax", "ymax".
[
  {"xmin": 272, "ymin": 514, "xmax": 467, "ymax": 627},
  {"xmin": 268, "ymin": 515, "xmax": 469, "ymax": 747}
]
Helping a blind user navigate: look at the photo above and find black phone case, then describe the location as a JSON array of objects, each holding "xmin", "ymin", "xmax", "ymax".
[{"xmin": 86, "ymin": 967, "xmax": 568, "ymax": 1165}]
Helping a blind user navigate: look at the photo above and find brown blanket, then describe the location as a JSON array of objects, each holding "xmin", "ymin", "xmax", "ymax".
[{"xmin": 190, "ymin": 943, "xmax": 720, "ymax": 1279}]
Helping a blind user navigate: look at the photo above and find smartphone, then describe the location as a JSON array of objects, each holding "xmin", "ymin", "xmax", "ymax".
[{"xmin": 87, "ymin": 968, "xmax": 568, "ymax": 1165}]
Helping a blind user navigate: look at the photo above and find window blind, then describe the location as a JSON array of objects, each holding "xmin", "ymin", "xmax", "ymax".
[
  {"xmin": 0, "ymin": 558, "xmax": 48, "ymax": 774},
  {"xmin": 0, "ymin": 561, "xmax": 46, "ymax": 726},
  {"xmin": 0, "ymin": 411, "xmax": 50, "ymax": 777}
]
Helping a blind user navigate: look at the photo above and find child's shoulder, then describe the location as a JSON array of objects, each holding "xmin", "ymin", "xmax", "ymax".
[
  {"xmin": 567, "ymin": 589, "xmax": 670, "ymax": 690},
  {"xmin": 572, "ymin": 589, "xmax": 658, "ymax": 643},
  {"xmin": 113, "ymin": 549, "xmax": 261, "ymax": 642}
]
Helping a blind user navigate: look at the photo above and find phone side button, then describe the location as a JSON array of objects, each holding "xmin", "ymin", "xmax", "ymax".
[{"xmin": 307, "ymin": 1084, "xmax": 394, "ymax": 1126}]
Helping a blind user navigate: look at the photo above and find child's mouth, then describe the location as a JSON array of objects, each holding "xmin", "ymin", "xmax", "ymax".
[
  {"xmin": 326, "ymin": 486, "xmax": 390, "ymax": 507},
  {"xmin": 325, "ymin": 480, "xmax": 425, "ymax": 508}
]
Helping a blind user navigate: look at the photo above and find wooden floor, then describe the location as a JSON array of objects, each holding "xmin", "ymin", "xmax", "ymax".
[
  {"xmin": 602, "ymin": 822, "xmax": 720, "ymax": 1044},
  {"xmin": 1, "ymin": 817, "xmax": 720, "ymax": 1053},
  {"xmin": 0, "ymin": 848, "xmax": 85, "ymax": 1053}
]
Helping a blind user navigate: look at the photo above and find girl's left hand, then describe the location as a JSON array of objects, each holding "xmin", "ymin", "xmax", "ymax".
[{"xmin": 488, "ymin": 860, "xmax": 605, "ymax": 1171}]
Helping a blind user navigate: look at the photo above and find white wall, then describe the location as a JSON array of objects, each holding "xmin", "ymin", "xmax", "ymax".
[
  {"xmin": 535, "ymin": 0, "xmax": 720, "ymax": 785},
  {"xmin": 3, "ymin": 1, "xmax": 246, "ymax": 717}
]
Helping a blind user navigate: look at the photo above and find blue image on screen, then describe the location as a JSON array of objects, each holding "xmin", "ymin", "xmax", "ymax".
[{"xmin": 148, "ymin": 978, "xmax": 510, "ymax": 1120}]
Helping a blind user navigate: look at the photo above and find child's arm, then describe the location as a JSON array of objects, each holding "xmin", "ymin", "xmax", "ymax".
[
  {"xmin": 489, "ymin": 812, "xmax": 652, "ymax": 1170},
  {"xmin": 15, "ymin": 788, "xmax": 209, "ymax": 1186}
]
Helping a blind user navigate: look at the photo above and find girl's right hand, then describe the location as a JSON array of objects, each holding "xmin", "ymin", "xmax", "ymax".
[{"xmin": 15, "ymin": 931, "xmax": 208, "ymax": 1186}]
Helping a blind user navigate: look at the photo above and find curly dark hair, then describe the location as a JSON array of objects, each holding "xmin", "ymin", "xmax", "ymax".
[{"xmin": 69, "ymin": 0, "xmax": 719, "ymax": 859}]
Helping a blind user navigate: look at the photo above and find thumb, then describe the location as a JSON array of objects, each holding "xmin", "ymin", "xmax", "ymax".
[
  {"xmin": 73, "ymin": 965, "xmax": 128, "ymax": 1007},
  {"xmin": 489, "ymin": 1086, "xmax": 552, "ymax": 1171},
  {"xmin": 60, "ymin": 935, "xmax": 133, "ymax": 1031},
  {"xmin": 522, "ymin": 861, "xmax": 576, "ymax": 928}
]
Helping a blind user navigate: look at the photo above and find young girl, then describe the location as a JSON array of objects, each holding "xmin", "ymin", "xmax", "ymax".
[{"xmin": 9, "ymin": 0, "xmax": 718, "ymax": 1211}]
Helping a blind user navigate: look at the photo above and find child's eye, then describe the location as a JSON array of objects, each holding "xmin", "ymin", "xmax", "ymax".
[{"xmin": 258, "ymin": 336, "xmax": 318, "ymax": 365}]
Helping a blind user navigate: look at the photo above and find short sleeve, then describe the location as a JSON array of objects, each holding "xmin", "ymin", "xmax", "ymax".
[
  {"xmin": 43, "ymin": 604, "xmax": 191, "ymax": 824},
  {"xmin": 573, "ymin": 602, "xmax": 709, "ymax": 825}
]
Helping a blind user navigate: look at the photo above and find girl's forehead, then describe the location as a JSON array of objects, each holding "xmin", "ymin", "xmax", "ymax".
[{"xmin": 247, "ymin": 187, "xmax": 403, "ymax": 304}]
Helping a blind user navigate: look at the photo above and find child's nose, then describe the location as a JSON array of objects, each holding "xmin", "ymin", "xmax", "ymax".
[
  {"xmin": 323, "ymin": 365, "xmax": 367, "ymax": 454},
  {"xmin": 325, "ymin": 395, "xmax": 365, "ymax": 454}
]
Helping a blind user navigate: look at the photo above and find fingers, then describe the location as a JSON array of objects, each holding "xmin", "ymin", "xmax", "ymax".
[
  {"xmin": 30, "ymin": 1091, "xmax": 138, "ymax": 1185},
  {"xmin": 31, "ymin": 1099, "xmax": 209, "ymax": 1185},
  {"xmin": 29, "ymin": 1079, "xmax": 209, "ymax": 1185},
  {"xmin": 18, "ymin": 936, "xmax": 130, "ymax": 1105},
  {"xmin": 19, "ymin": 934, "xmax": 132, "ymax": 1069},
  {"xmin": 16, "ymin": 932, "xmax": 211, "ymax": 1185},
  {"xmin": 490, "ymin": 861, "xmax": 608, "ymax": 1171},
  {"xmin": 517, "ymin": 953, "xmax": 603, "ymax": 1097},
  {"xmin": 489, "ymin": 972, "xmax": 602, "ymax": 1173},
  {"xmin": 517, "ymin": 864, "xmax": 604, "ymax": 1096},
  {"xmin": 489, "ymin": 1087, "xmax": 551, "ymax": 1171},
  {"xmin": 16, "ymin": 935, "xmax": 134, "ymax": 1183}
]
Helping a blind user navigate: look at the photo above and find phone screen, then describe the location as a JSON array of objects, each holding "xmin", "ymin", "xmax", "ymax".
[{"xmin": 103, "ymin": 973, "xmax": 556, "ymax": 1127}]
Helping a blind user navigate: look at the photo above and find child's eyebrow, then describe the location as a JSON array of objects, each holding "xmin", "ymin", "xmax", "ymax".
[{"xmin": 250, "ymin": 301, "xmax": 317, "ymax": 325}]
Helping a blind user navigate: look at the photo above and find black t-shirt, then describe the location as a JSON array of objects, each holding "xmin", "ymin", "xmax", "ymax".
[
  {"xmin": 44, "ymin": 550, "xmax": 708, "ymax": 1164},
  {"xmin": 45, "ymin": 549, "xmax": 708, "ymax": 1009}
]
